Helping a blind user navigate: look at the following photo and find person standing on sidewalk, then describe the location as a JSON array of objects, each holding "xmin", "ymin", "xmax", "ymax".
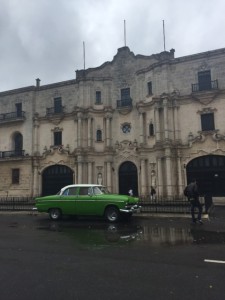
[
  {"xmin": 184, "ymin": 179, "xmax": 203, "ymax": 224},
  {"xmin": 150, "ymin": 186, "xmax": 156, "ymax": 201}
]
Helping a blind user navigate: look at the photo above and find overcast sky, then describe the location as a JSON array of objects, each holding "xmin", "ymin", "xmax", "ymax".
[{"xmin": 0, "ymin": 0, "xmax": 224, "ymax": 92}]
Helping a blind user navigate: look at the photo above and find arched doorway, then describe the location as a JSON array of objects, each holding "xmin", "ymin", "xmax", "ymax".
[
  {"xmin": 42, "ymin": 165, "xmax": 74, "ymax": 196},
  {"xmin": 186, "ymin": 155, "xmax": 225, "ymax": 196},
  {"xmin": 119, "ymin": 161, "xmax": 138, "ymax": 196}
]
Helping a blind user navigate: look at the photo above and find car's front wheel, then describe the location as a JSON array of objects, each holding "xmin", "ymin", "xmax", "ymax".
[
  {"xmin": 49, "ymin": 208, "xmax": 62, "ymax": 221},
  {"xmin": 104, "ymin": 206, "xmax": 120, "ymax": 223}
]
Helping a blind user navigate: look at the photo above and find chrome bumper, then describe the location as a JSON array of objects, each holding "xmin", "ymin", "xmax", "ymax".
[{"xmin": 120, "ymin": 204, "xmax": 141, "ymax": 214}]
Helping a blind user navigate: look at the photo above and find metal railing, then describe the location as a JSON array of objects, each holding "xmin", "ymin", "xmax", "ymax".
[
  {"xmin": 0, "ymin": 196, "xmax": 212, "ymax": 214},
  {"xmin": 0, "ymin": 150, "xmax": 25, "ymax": 158},
  {"xmin": 138, "ymin": 196, "xmax": 209, "ymax": 214},
  {"xmin": 0, "ymin": 111, "xmax": 25, "ymax": 123},
  {"xmin": 192, "ymin": 80, "xmax": 218, "ymax": 92},
  {"xmin": 117, "ymin": 98, "xmax": 132, "ymax": 108},
  {"xmin": 46, "ymin": 106, "xmax": 65, "ymax": 115}
]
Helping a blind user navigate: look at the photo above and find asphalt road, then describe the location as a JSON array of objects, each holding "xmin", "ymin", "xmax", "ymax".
[{"xmin": 0, "ymin": 208, "xmax": 225, "ymax": 300}]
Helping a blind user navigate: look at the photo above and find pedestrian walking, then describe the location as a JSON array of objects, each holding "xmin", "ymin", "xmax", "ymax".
[
  {"xmin": 184, "ymin": 179, "xmax": 203, "ymax": 224},
  {"xmin": 128, "ymin": 189, "xmax": 133, "ymax": 196}
]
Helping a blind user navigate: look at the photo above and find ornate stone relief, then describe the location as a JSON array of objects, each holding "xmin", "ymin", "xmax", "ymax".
[
  {"xmin": 188, "ymin": 132, "xmax": 205, "ymax": 146},
  {"xmin": 42, "ymin": 144, "xmax": 70, "ymax": 157},
  {"xmin": 115, "ymin": 140, "xmax": 138, "ymax": 159},
  {"xmin": 191, "ymin": 91, "xmax": 220, "ymax": 105},
  {"xmin": 212, "ymin": 132, "xmax": 225, "ymax": 141}
]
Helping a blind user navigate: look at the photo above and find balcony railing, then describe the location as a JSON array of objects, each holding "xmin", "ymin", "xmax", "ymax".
[
  {"xmin": 46, "ymin": 106, "xmax": 65, "ymax": 116},
  {"xmin": 192, "ymin": 80, "xmax": 218, "ymax": 92},
  {"xmin": 0, "ymin": 111, "xmax": 25, "ymax": 123},
  {"xmin": 0, "ymin": 150, "xmax": 25, "ymax": 158},
  {"xmin": 117, "ymin": 98, "xmax": 132, "ymax": 108}
]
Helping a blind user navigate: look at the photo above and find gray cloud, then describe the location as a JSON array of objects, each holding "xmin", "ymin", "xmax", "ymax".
[{"xmin": 0, "ymin": 0, "xmax": 225, "ymax": 91}]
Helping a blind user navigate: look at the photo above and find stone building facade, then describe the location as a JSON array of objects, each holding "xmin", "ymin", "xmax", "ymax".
[{"xmin": 1, "ymin": 46, "xmax": 225, "ymax": 200}]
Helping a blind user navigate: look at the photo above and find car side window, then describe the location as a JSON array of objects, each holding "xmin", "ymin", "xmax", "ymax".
[
  {"xmin": 88, "ymin": 187, "xmax": 93, "ymax": 195},
  {"xmin": 62, "ymin": 188, "xmax": 69, "ymax": 195},
  {"xmin": 79, "ymin": 187, "xmax": 89, "ymax": 195},
  {"xmin": 68, "ymin": 187, "xmax": 78, "ymax": 195}
]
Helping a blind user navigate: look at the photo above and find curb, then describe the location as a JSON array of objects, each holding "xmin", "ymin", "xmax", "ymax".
[{"xmin": 134, "ymin": 212, "xmax": 209, "ymax": 219}]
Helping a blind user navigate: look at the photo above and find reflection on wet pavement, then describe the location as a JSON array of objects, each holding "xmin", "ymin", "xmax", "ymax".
[
  {"xmin": 37, "ymin": 221, "xmax": 144, "ymax": 249},
  {"xmin": 36, "ymin": 218, "xmax": 225, "ymax": 249}
]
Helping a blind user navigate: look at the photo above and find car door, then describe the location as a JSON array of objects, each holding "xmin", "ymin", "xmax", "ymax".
[
  {"xmin": 59, "ymin": 186, "xmax": 78, "ymax": 215},
  {"xmin": 76, "ymin": 187, "xmax": 98, "ymax": 216}
]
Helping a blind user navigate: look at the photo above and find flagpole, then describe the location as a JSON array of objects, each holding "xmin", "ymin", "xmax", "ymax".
[
  {"xmin": 83, "ymin": 41, "xmax": 86, "ymax": 70},
  {"xmin": 124, "ymin": 20, "xmax": 126, "ymax": 47},
  {"xmin": 163, "ymin": 20, "xmax": 166, "ymax": 51}
]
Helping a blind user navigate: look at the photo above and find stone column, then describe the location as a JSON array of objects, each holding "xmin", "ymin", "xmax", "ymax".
[
  {"xmin": 163, "ymin": 98, "xmax": 169, "ymax": 140},
  {"xmin": 33, "ymin": 162, "xmax": 39, "ymax": 196},
  {"xmin": 157, "ymin": 157, "xmax": 163, "ymax": 196},
  {"xmin": 105, "ymin": 114, "xmax": 112, "ymax": 148},
  {"xmin": 33, "ymin": 114, "xmax": 39, "ymax": 155},
  {"xmin": 87, "ymin": 116, "xmax": 92, "ymax": 148},
  {"xmin": 88, "ymin": 162, "xmax": 92, "ymax": 184},
  {"xmin": 74, "ymin": 117, "xmax": 78, "ymax": 148},
  {"xmin": 174, "ymin": 102, "xmax": 180, "ymax": 141},
  {"xmin": 154, "ymin": 105, "xmax": 160, "ymax": 142},
  {"xmin": 140, "ymin": 159, "xmax": 146, "ymax": 195},
  {"xmin": 177, "ymin": 152, "xmax": 183, "ymax": 196},
  {"xmin": 77, "ymin": 160, "xmax": 82, "ymax": 184},
  {"xmin": 165, "ymin": 148, "xmax": 172, "ymax": 196},
  {"xmin": 139, "ymin": 112, "xmax": 144, "ymax": 144},
  {"xmin": 77, "ymin": 112, "xmax": 83, "ymax": 148},
  {"xmin": 106, "ymin": 162, "xmax": 112, "ymax": 192}
]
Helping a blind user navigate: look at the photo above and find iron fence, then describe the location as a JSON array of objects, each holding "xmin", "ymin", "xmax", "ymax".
[
  {"xmin": 138, "ymin": 196, "xmax": 209, "ymax": 214},
  {"xmin": 0, "ymin": 196, "xmax": 212, "ymax": 214}
]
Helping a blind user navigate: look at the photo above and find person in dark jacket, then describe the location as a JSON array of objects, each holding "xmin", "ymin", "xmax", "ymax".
[
  {"xmin": 150, "ymin": 186, "xmax": 156, "ymax": 200},
  {"xmin": 187, "ymin": 179, "xmax": 203, "ymax": 224}
]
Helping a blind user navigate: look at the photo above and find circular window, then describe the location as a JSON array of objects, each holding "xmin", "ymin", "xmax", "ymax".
[{"xmin": 122, "ymin": 124, "xmax": 131, "ymax": 133}]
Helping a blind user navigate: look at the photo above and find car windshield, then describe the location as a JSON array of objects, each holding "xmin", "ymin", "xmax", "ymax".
[{"xmin": 93, "ymin": 186, "xmax": 109, "ymax": 195}]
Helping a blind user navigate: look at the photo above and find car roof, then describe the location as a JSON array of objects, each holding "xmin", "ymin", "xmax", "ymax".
[{"xmin": 61, "ymin": 184, "xmax": 103, "ymax": 190}]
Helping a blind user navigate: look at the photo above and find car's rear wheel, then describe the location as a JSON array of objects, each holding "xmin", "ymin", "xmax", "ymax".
[
  {"xmin": 49, "ymin": 208, "xmax": 62, "ymax": 221},
  {"xmin": 104, "ymin": 206, "xmax": 120, "ymax": 223}
]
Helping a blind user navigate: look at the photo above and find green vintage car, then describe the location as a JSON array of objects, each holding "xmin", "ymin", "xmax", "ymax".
[{"xmin": 35, "ymin": 184, "xmax": 140, "ymax": 222}]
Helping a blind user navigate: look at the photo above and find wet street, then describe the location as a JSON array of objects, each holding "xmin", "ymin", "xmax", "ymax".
[{"xmin": 0, "ymin": 208, "xmax": 225, "ymax": 300}]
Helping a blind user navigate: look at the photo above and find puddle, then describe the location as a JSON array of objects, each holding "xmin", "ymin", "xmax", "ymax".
[
  {"xmin": 37, "ymin": 222, "xmax": 143, "ymax": 249},
  {"xmin": 36, "ymin": 219, "xmax": 225, "ymax": 249}
]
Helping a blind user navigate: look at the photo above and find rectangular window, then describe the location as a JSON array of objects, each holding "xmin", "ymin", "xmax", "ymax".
[
  {"xmin": 15, "ymin": 103, "xmax": 22, "ymax": 117},
  {"xmin": 12, "ymin": 169, "xmax": 20, "ymax": 184},
  {"xmin": 201, "ymin": 113, "xmax": 215, "ymax": 131},
  {"xmin": 54, "ymin": 131, "xmax": 62, "ymax": 145},
  {"xmin": 149, "ymin": 123, "xmax": 154, "ymax": 136},
  {"xmin": 95, "ymin": 91, "xmax": 101, "ymax": 104},
  {"xmin": 198, "ymin": 70, "xmax": 211, "ymax": 91},
  {"xmin": 147, "ymin": 82, "xmax": 152, "ymax": 95},
  {"xmin": 54, "ymin": 97, "xmax": 62, "ymax": 113},
  {"xmin": 121, "ymin": 88, "xmax": 130, "ymax": 100}
]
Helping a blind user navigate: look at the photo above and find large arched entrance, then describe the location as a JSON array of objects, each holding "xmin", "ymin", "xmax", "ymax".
[
  {"xmin": 42, "ymin": 165, "xmax": 74, "ymax": 196},
  {"xmin": 119, "ymin": 161, "xmax": 138, "ymax": 196},
  {"xmin": 186, "ymin": 155, "xmax": 225, "ymax": 196}
]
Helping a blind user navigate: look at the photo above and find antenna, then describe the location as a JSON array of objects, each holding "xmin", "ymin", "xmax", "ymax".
[
  {"xmin": 124, "ymin": 20, "xmax": 126, "ymax": 47},
  {"xmin": 83, "ymin": 41, "xmax": 86, "ymax": 70},
  {"xmin": 163, "ymin": 20, "xmax": 166, "ymax": 51}
]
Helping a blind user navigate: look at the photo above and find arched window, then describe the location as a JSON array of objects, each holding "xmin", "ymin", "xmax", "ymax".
[{"xmin": 96, "ymin": 130, "xmax": 102, "ymax": 142}]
